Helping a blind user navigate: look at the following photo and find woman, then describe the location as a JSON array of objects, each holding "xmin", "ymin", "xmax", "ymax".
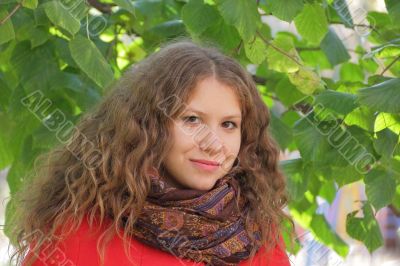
[{"xmin": 11, "ymin": 40, "xmax": 294, "ymax": 265}]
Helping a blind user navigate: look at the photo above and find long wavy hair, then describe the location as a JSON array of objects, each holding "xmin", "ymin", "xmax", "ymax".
[{"xmin": 10, "ymin": 39, "xmax": 294, "ymax": 265}]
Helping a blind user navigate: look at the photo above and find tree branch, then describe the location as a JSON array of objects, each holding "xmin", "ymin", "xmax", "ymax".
[
  {"xmin": 296, "ymin": 46, "xmax": 362, "ymax": 55},
  {"xmin": 380, "ymin": 55, "xmax": 400, "ymax": 76},
  {"xmin": 261, "ymin": 92, "xmax": 280, "ymax": 101},
  {"xmin": 252, "ymin": 75, "xmax": 267, "ymax": 84},
  {"xmin": 329, "ymin": 20, "xmax": 374, "ymax": 29},
  {"xmin": 329, "ymin": 20, "xmax": 380, "ymax": 36},
  {"xmin": 0, "ymin": 3, "xmax": 21, "ymax": 26},
  {"xmin": 257, "ymin": 31, "xmax": 304, "ymax": 67},
  {"xmin": 86, "ymin": 0, "xmax": 114, "ymax": 14},
  {"xmin": 234, "ymin": 40, "xmax": 243, "ymax": 55},
  {"xmin": 296, "ymin": 47, "xmax": 321, "ymax": 51},
  {"xmin": 389, "ymin": 204, "xmax": 400, "ymax": 217}
]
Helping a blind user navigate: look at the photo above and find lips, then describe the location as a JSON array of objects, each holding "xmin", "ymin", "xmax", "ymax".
[
  {"xmin": 189, "ymin": 159, "xmax": 220, "ymax": 172},
  {"xmin": 189, "ymin": 159, "xmax": 220, "ymax": 166}
]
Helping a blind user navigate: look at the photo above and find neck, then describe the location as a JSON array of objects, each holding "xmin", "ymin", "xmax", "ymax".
[{"xmin": 159, "ymin": 166, "xmax": 188, "ymax": 190}]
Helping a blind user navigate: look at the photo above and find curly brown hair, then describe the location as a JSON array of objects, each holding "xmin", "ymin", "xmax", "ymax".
[{"xmin": 9, "ymin": 39, "xmax": 294, "ymax": 266}]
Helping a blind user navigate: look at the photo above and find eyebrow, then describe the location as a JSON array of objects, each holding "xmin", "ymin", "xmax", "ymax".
[{"xmin": 185, "ymin": 108, "xmax": 242, "ymax": 119}]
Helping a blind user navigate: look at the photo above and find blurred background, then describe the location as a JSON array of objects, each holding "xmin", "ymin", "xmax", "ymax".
[{"xmin": 1, "ymin": 0, "xmax": 400, "ymax": 265}]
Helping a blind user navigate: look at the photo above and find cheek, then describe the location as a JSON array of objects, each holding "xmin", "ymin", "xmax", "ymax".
[
  {"xmin": 226, "ymin": 134, "xmax": 241, "ymax": 157},
  {"xmin": 172, "ymin": 124, "xmax": 197, "ymax": 150},
  {"xmin": 233, "ymin": 140, "xmax": 241, "ymax": 155}
]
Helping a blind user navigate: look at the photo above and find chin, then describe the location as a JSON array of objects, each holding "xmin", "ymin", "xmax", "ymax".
[
  {"xmin": 195, "ymin": 186, "xmax": 214, "ymax": 191},
  {"xmin": 191, "ymin": 180, "xmax": 218, "ymax": 191}
]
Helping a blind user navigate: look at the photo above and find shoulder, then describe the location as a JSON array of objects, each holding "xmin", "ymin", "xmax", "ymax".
[
  {"xmin": 23, "ymin": 215, "xmax": 202, "ymax": 266},
  {"xmin": 239, "ymin": 235, "xmax": 291, "ymax": 266},
  {"xmin": 23, "ymin": 215, "xmax": 140, "ymax": 266},
  {"xmin": 23, "ymin": 216, "xmax": 290, "ymax": 266}
]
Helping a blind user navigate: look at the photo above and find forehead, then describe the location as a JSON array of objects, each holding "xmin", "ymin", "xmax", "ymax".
[{"xmin": 185, "ymin": 77, "xmax": 242, "ymax": 114}]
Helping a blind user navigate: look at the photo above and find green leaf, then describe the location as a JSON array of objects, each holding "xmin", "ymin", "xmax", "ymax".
[
  {"xmin": 365, "ymin": 44, "xmax": 400, "ymax": 59},
  {"xmin": 374, "ymin": 113, "xmax": 400, "ymax": 134},
  {"xmin": 216, "ymin": 0, "xmax": 259, "ymax": 41},
  {"xmin": 346, "ymin": 203, "xmax": 383, "ymax": 253},
  {"xmin": 310, "ymin": 214, "xmax": 349, "ymax": 257},
  {"xmin": 269, "ymin": 111, "xmax": 293, "ymax": 150},
  {"xmin": 0, "ymin": 114, "xmax": 14, "ymax": 170},
  {"xmin": 132, "ymin": 0, "xmax": 164, "ymax": 17},
  {"xmin": 54, "ymin": 37, "xmax": 78, "ymax": 67},
  {"xmin": 280, "ymin": 159, "xmax": 309, "ymax": 202},
  {"xmin": 145, "ymin": 20, "xmax": 186, "ymax": 39},
  {"xmin": 293, "ymin": 113, "xmax": 347, "ymax": 166},
  {"xmin": 9, "ymin": 42, "xmax": 59, "ymax": 89},
  {"xmin": 315, "ymin": 90, "xmax": 358, "ymax": 115},
  {"xmin": 182, "ymin": 0, "xmax": 219, "ymax": 35},
  {"xmin": 0, "ymin": 74, "xmax": 12, "ymax": 111},
  {"xmin": 374, "ymin": 113, "xmax": 400, "ymax": 135},
  {"xmin": 113, "ymin": 0, "xmax": 136, "ymax": 15},
  {"xmin": 319, "ymin": 179, "xmax": 337, "ymax": 204},
  {"xmin": 331, "ymin": 0, "xmax": 354, "ymax": 27},
  {"xmin": 293, "ymin": 114, "xmax": 330, "ymax": 162},
  {"xmin": 340, "ymin": 62, "xmax": 364, "ymax": 82},
  {"xmin": 288, "ymin": 195, "xmax": 316, "ymax": 228},
  {"xmin": 384, "ymin": 158, "xmax": 400, "ymax": 178},
  {"xmin": 294, "ymin": 3, "xmax": 329, "ymax": 45},
  {"xmin": 357, "ymin": 78, "xmax": 400, "ymax": 113},
  {"xmin": 274, "ymin": 76, "xmax": 306, "ymax": 106},
  {"xmin": 266, "ymin": 35, "xmax": 301, "ymax": 73},
  {"xmin": 264, "ymin": 0, "xmax": 304, "ymax": 22},
  {"xmin": 30, "ymin": 27, "xmax": 50, "ymax": 48},
  {"xmin": 16, "ymin": 22, "xmax": 37, "ymax": 42},
  {"xmin": 392, "ymin": 185, "xmax": 400, "ymax": 210},
  {"xmin": 69, "ymin": 35, "xmax": 114, "ymax": 88},
  {"xmin": 244, "ymin": 36, "xmax": 267, "ymax": 65},
  {"xmin": 365, "ymin": 168, "xmax": 396, "ymax": 211},
  {"xmin": 6, "ymin": 134, "xmax": 43, "ymax": 195},
  {"xmin": 200, "ymin": 17, "xmax": 241, "ymax": 52},
  {"xmin": 288, "ymin": 67, "xmax": 325, "ymax": 95},
  {"xmin": 320, "ymin": 28, "xmax": 350, "ymax": 66},
  {"xmin": 0, "ymin": 10, "xmax": 15, "ymax": 45},
  {"xmin": 300, "ymin": 50, "xmax": 331, "ymax": 70},
  {"xmin": 332, "ymin": 165, "xmax": 363, "ymax": 187},
  {"xmin": 281, "ymin": 219, "xmax": 301, "ymax": 254},
  {"xmin": 344, "ymin": 106, "xmax": 375, "ymax": 132},
  {"xmin": 340, "ymin": 126, "xmax": 377, "ymax": 171},
  {"xmin": 34, "ymin": 4, "xmax": 50, "ymax": 25},
  {"xmin": 22, "ymin": 0, "xmax": 38, "ymax": 9},
  {"xmin": 366, "ymin": 11, "xmax": 393, "ymax": 31},
  {"xmin": 260, "ymin": 85, "xmax": 274, "ymax": 108},
  {"xmin": 374, "ymin": 128, "xmax": 399, "ymax": 158},
  {"xmin": 307, "ymin": 169, "xmax": 324, "ymax": 196},
  {"xmin": 281, "ymin": 111, "xmax": 301, "ymax": 128},
  {"xmin": 43, "ymin": 0, "xmax": 81, "ymax": 36},
  {"xmin": 4, "ymin": 198, "xmax": 17, "ymax": 245},
  {"xmin": 385, "ymin": 0, "xmax": 400, "ymax": 24},
  {"xmin": 360, "ymin": 58, "xmax": 379, "ymax": 74}
]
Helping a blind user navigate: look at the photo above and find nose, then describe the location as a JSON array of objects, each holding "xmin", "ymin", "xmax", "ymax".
[{"xmin": 195, "ymin": 125, "xmax": 223, "ymax": 157}]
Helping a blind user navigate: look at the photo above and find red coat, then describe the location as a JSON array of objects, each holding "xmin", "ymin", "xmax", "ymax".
[{"xmin": 24, "ymin": 216, "xmax": 290, "ymax": 266}]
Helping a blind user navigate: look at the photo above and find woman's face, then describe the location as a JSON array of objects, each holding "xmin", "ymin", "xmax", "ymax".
[{"xmin": 162, "ymin": 76, "xmax": 242, "ymax": 191}]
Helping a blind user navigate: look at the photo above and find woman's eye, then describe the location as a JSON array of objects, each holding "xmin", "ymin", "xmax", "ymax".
[
  {"xmin": 183, "ymin": 116, "xmax": 200, "ymax": 124},
  {"xmin": 223, "ymin": 121, "xmax": 237, "ymax": 129},
  {"xmin": 183, "ymin": 116, "xmax": 238, "ymax": 129}
]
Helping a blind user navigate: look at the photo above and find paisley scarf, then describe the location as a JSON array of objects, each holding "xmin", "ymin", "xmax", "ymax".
[{"xmin": 127, "ymin": 171, "xmax": 263, "ymax": 265}]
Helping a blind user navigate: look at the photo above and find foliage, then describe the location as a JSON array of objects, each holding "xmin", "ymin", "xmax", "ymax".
[{"xmin": 1, "ymin": 0, "xmax": 400, "ymax": 257}]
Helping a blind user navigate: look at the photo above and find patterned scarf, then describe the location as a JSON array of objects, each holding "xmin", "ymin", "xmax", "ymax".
[{"xmin": 128, "ymin": 171, "xmax": 263, "ymax": 265}]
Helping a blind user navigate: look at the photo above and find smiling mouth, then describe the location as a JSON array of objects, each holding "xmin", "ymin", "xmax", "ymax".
[
  {"xmin": 189, "ymin": 159, "xmax": 220, "ymax": 166},
  {"xmin": 189, "ymin": 159, "xmax": 220, "ymax": 172}
]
